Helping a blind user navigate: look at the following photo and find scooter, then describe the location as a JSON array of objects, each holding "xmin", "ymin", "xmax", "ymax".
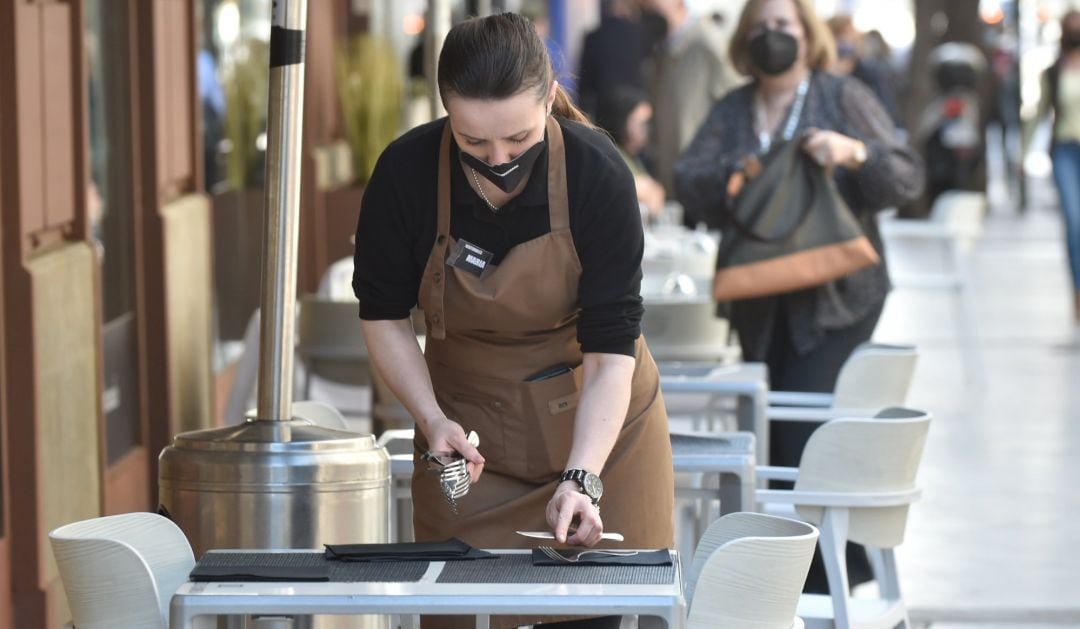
[{"xmin": 916, "ymin": 42, "xmax": 988, "ymax": 210}]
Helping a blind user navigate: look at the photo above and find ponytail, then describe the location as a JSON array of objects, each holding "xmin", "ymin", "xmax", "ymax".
[{"xmin": 552, "ymin": 84, "xmax": 595, "ymax": 128}]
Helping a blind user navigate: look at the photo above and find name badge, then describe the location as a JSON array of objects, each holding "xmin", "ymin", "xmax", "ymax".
[{"xmin": 446, "ymin": 239, "xmax": 494, "ymax": 278}]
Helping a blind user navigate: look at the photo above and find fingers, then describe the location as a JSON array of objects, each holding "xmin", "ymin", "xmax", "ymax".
[
  {"xmin": 567, "ymin": 504, "xmax": 603, "ymax": 547},
  {"xmin": 546, "ymin": 490, "xmax": 603, "ymax": 546},
  {"xmin": 553, "ymin": 496, "xmax": 576, "ymax": 544},
  {"xmin": 465, "ymin": 460, "xmax": 485, "ymax": 484},
  {"xmin": 449, "ymin": 430, "xmax": 485, "ymax": 466}
]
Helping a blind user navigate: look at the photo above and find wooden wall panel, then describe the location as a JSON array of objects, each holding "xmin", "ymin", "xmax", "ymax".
[
  {"xmin": 13, "ymin": 7, "xmax": 44, "ymax": 237},
  {"xmin": 28, "ymin": 242, "xmax": 102, "ymax": 590},
  {"xmin": 163, "ymin": 194, "xmax": 213, "ymax": 435},
  {"xmin": 41, "ymin": 4, "xmax": 76, "ymax": 230}
]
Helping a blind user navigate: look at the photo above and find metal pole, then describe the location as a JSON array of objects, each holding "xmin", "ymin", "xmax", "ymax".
[
  {"xmin": 256, "ymin": 0, "xmax": 308, "ymax": 421},
  {"xmin": 477, "ymin": 0, "xmax": 493, "ymax": 17},
  {"xmin": 426, "ymin": 0, "xmax": 451, "ymax": 120}
]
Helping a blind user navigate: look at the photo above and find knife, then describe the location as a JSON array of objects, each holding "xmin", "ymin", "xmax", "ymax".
[{"xmin": 516, "ymin": 530, "xmax": 625, "ymax": 542}]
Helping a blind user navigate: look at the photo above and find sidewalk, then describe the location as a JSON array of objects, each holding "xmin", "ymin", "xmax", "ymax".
[{"xmin": 875, "ymin": 176, "xmax": 1080, "ymax": 627}]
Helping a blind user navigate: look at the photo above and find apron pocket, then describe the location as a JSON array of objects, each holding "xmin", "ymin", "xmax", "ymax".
[{"xmin": 523, "ymin": 365, "xmax": 583, "ymax": 480}]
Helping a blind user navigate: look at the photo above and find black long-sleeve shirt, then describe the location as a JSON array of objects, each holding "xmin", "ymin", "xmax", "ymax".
[{"xmin": 352, "ymin": 116, "xmax": 645, "ymax": 357}]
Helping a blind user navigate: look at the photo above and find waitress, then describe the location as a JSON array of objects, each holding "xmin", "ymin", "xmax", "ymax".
[{"xmin": 352, "ymin": 12, "xmax": 674, "ymax": 628}]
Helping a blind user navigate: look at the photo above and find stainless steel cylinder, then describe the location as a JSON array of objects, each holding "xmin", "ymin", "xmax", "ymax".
[{"xmin": 159, "ymin": 420, "xmax": 391, "ymax": 629}]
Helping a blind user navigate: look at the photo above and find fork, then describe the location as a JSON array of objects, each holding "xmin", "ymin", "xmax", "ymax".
[
  {"xmin": 423, "ymin": 431, "xmax": 479, "ymax": 514},
  {"xmin": 537, "ymin": 546, "xmax": 640, "ymax": 563}
]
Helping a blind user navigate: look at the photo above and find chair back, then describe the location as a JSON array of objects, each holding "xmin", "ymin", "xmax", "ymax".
[
  {"xmin": 49, "ymin": 512, "xmax": 195, "ymax": 629},
  {"xmin": 795, "ymin": 408, "xmax": 931, "ymax": 548},
  {"xmin": 686, "ymin": 512, "xmax": 818, "ymax": 629},
  {"xmin": 292, "ymin": 400, "xmax": 352, "ymax": 431},
  {"xmin": 831, "ymin": 343, "xmax": 918, "ymax": 410},
  {"xmin": 297, "ymin": 295, "xmax": 372, "ymax": 386},
  {"xmin": 641, "ymin": 298, "xmax": 731, "ymax": 361}
]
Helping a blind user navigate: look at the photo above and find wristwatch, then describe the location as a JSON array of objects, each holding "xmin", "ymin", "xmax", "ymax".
[{"xmin": 560, "ymin": 469, "xmax": 603, "ymax": 506}]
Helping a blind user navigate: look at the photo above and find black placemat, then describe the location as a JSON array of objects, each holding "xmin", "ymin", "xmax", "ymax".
[
  {"xmin": 436, "ymin": 553, "xmax": 676, "ymax": 585},
  {"xmin": 196, "ymin": 552, "xmax": 428, "ymax": 583},
  {"xmin": 670, "ymin": 432, "xmax": 754, "ymax": 455},
  {"xmin": 530, "ymin": 548, "xmax": 672, "ymax": 567},
  {"xmin": 325, "ymin": 538, "xmax": 494, "ymax": 562}
]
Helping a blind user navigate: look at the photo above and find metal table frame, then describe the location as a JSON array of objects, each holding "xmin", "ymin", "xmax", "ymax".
[
  {"xmin": 170, "ymin": 549, "xmax": 686, "ymax": 629},
  {"xmin": 659, "ymin": 363, "xmax": 770, "ymax": 463}
]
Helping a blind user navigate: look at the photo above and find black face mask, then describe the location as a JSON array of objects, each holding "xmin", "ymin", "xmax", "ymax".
[
  {"xmin": 459, "ymin": 139, "xmax": 546, "ymax": 193},
  {"xmin": 1064, "ymin": 33, "xmax": 1080, "ymax": 50},
  {"xmin": 748, "ymin": 29, "xmax": 799, "ymax": 76}
]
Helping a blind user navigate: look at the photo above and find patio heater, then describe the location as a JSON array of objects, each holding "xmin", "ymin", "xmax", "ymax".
[{"xmin": 158, "ymin": 0, "xmax": 390, "ymax": 626}]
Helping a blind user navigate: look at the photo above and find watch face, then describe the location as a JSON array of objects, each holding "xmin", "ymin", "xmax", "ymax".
[{"xmin": 583, "ymin": 473, "xmax": 603, "ymax": 500}]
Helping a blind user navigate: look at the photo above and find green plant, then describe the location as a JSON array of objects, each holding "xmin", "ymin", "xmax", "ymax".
[
  {"xmin": 336, "ymin": 34, "xmax": 402, "ymax": 185},
  {"xmin": 222, "ymin": 40, "xmax": 269, "ymax": 191}
]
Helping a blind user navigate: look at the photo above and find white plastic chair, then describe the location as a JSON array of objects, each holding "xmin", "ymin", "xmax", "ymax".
[
  {"xmin": 756, "ymin": 408, "xmax": 932, "ymax": 629},
  {"xmin": 766, "ymin": 342, "xmax": 917, "ymax": 419},
  {"xmin": 50, "ymin": 512, "xmax": 195, "ymax": 629},
  {"xmin": 878, "ymin": 191, "xmax": 986, "ymax": 385},
  {"xmin": 685, "ymin": 512, "xmax": 819, "ymax": 629},
  {"xmin": 290, "ymin": 400, "xmax": 352, "ymax": 431}
]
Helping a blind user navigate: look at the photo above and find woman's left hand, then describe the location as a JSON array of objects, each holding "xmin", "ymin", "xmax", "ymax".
[
  {"xmin": 802, "ymin": 129, "xmax": 866, "ymax": 169},
  {"xmin": 546, "ymin": 481, "xmax": 604, "ymax": 546}
]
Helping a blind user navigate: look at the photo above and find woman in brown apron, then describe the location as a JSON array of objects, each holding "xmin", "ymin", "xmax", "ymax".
[{"xmin": 354, "ymin": 14, "xmax": 673, "ymax": 629}]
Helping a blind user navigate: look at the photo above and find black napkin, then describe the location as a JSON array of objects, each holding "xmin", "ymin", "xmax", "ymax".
[
  {"xmin": 531, "ymin": 549, "xmax": 672, "ymax": 566},
  {"xmin": 190, "ymin": 564, "xmax": 330, "ymax": 582},
  {"xmin": 325, "ymin": 537, "xmax": 495, "ymax": 562}
]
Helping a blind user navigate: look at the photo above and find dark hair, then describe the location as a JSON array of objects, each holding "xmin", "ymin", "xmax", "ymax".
[
  {"xmin": 594, "ymin": 87, "xmax": 648, "ymax": 147},
  {"xmin": 437, "ymin": 12, "xmax": 592, "ymax": 126}
]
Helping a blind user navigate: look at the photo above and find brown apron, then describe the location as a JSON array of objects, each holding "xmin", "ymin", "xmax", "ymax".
[{"xmin": 414, "ymin": 117, "xmax": 674, "ymax": 629}]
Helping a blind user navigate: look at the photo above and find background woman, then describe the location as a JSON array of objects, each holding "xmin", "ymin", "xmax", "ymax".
[{"xmin": 675, "ymin": 0, "xmax": 923, "ymax": 592}]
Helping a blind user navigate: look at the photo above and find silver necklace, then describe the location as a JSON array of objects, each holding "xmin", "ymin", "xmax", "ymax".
[{"xmin": 469, "ymin": 167, "xmax": 500, "ymax": 212}]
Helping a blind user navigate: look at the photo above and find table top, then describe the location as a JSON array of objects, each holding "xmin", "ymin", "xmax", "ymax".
[{"xmin": 171, "ymin": 549, "xmax": 686, "ymax": 627}]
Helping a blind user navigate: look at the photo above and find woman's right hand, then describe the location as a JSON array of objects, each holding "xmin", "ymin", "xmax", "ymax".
[{"xmin": 423, "ymin": 417, "xmax": 486, "ymax": 483}]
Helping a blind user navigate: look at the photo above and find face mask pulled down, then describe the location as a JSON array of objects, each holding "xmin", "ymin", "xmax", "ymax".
[
  {"xmin": 459, "ymin": 139, "xmax": 546, "ymax": 193},
  {"xmin": 749, "ymin": 29, "xmax": 799, "ymax": 76}
]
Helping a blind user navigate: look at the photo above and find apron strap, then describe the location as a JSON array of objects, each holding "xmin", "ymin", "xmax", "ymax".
[
  {"xmin": 425, "ymin": 121, "xmax": 454, "ymax": 340},
  {"xmin": 546, "ymin": 117, "xmax": 570, "ymax": 232},
  {"xmin": 425, "ymin": 116, "xmax": 569, "ymax": 340}
]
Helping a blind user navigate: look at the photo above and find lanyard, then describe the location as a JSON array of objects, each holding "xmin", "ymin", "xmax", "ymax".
[{"xmin": 757, "ymin": 77, "xmax": 810, "ymax": 152}]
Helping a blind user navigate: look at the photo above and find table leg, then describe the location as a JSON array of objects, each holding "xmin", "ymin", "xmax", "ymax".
[
  {"xmin": 736, "ymin": 388, "xmax": 769, "ymax": 465},
  {"xmin": 474, "ymin": 615, "xmax": 491, "ymax": 629}
]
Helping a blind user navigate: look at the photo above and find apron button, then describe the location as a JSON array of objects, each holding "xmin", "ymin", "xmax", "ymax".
[
  {"xmin": 432, "ymin": 313, "xmax": 441, "ymax": 324},
  {"xmin": 433, "ymin": 271, "xmax": 442, "ymax": 284},
  {"xmin": 492, "ymin": 401, "xmax": 502, "ymax": 410}
]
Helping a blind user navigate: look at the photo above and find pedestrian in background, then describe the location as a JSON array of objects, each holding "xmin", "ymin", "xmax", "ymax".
[{"xmin": 675, "ymin": 0, "xmax": 923, "ymax": 591}]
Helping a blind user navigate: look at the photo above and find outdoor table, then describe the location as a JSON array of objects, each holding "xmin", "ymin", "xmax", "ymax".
[
  {"xmin": 170, "ymin": 549, "xmax": 686, "ymax": 629},
  {"xmin": 659, "ymin": 362, "xmax": 771, "ymax": 463}
]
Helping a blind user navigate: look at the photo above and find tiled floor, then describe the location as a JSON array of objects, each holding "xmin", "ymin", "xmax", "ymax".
[{"xmin": 874, "ymin": 176, "xmax": 1080, "ymax": 627}]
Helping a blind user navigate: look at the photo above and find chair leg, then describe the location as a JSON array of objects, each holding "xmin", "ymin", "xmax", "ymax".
[
  {"xmin": 818, "ymin": 507, "xmax": 853, "ymax": 629},
  {"xmin": 875, "ymin": 547, "xmax": 903, "ymax": 601}
]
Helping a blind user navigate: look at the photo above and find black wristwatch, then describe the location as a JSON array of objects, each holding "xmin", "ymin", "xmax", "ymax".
[{"xmin": 560, "ymin": 469, "xmax": 603, "ymax": 506}]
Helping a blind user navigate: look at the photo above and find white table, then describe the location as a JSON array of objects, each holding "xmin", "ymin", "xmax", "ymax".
[
  {"xmin": 659, "ymin": 363, "xmax": 770, "ymax": 463},
  {"xmin": 170, "ymin": 549, "xmax": 686, "ymax": 629}
]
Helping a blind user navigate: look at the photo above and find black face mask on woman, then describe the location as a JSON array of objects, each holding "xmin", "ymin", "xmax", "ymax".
[
  {"xmin": 748, "ymin": 29, "xmax": 799, "ymax": 76},
  {"xmin": 459, "ymin": 139, "xmax": 546, "ymax": 192},
  {"xmin": 1064, "ymin": 32, "xmax": 1080, "ymax": 50}
]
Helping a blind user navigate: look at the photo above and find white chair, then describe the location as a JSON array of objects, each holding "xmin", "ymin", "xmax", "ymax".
[
  {"xmin": 756, "ymin": 408, "xmax": 932, "ymax": 629},
  {"xmin": 879, "ymin": 191, "xmax": 986, "ymax": 385},
  {"xmin": 762, "ymin": 343, "xmax": 918, "ymax": 463},
  {"xmin": 296, "ymin": 295, "xmax": 373, "ymax": 419},
  {"xmin": 50, "ymin": 512, "xmax": 195, "ymax": 629},
  {"xmin": 685, "ymin": 512, "xmax": 819, "ymax": 629},
  {"xmin": 291, "ymin": 400, "xmax": 352, "ymax": 431},
  {"xmin": 641, "ymin": 297, "xmax": 736, "ymax": 363}
]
